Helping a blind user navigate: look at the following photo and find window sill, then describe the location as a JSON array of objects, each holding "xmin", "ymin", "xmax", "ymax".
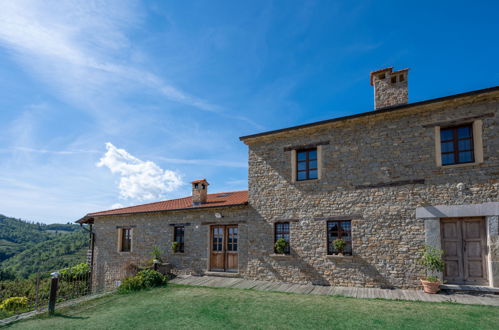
[
  {"xmin": 438, "ymin": 161, "xmax": 483, "ymax": 169},
  {"xmin": 326, "ymin": 254, "xmax": 355, "ymax": 259},
  {"xmin": 293, "ymin": 179, "xmax": 319, "ymax": 184},
  {"xmin": 269, "ymin": 254, "xmax": 292, "ymax": 258}
]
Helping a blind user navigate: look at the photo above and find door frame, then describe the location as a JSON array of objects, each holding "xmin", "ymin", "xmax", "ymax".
[
  {"xmin": 440, "ymin": 217, "xmax": 488, "ymax": 285},
  {"xmin": 208, "ymin": 224, "xmax": 239, "ymax": 272}
]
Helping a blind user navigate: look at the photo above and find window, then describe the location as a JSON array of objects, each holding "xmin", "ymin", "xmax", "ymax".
[
  {"xmin": 274, "ymin": 222, "xmax": 290, "ymax": 254},
  {"xmin": 120, "ymin": 228, "xmax": 131, "ymax": 252},
  {"xmin": 296, "ymin": 149, "xmax": 318, "ymax": 181},
  {"xmin": 173, "ymin": 226, "xmax": 185, "ymax": 253},
  {"xmin": 440, "ymin": 124, "xmax": 474, "ymax": 165},
  {"xmin": 327, "ymin": 221, "xmax": 352, "ymax": 255}
]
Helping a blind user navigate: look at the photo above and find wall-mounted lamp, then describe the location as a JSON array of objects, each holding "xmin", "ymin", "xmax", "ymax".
[{"xmin": 215, "ymin": 213, "xmax": 223, "ymax": 219}]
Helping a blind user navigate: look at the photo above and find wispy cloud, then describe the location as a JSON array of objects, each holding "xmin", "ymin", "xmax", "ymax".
[
  {"xmin": 97, "ymin": 142, "xmax": 183, "ymax": 201},
  {"xmin": 157, "ymin": 156, "xmax": 247, "ymax": 168},
  {"xmin": 0, "ymin": 147, "xmax": 100, "ymax": 155},
  {"xmin": 0, "ymin": 0, "xmax": 219, "ymax": 113}
]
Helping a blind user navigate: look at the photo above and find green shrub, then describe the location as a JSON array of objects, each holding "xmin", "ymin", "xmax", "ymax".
[
  {"xmin": 137, "ymin": 269, "xmax": 166, "ymax": 288},
  {"xmin": 118, "ymin": 275, "xmax": 145, "ymax": 293},
  {"xmin": 332, "ymin": 239, "xmax": 346, "ymax": 253},
  {"xmin": 419, "ymin": 245, "xmax": 445, "ymax": 280},
  {"xmin": 59, "ymin": 263, "xmax": 90, "ymax": 280},
  {"xmin": 0, "ymin": 296, "xmax": 28, "ymax": 313},
  {"xmin": 274, "ymin": 238, "xmax": 288, "ymax": 254},
  {"xmin": 117, "ymin": 269, "xmax": 167, "ymax": 294},
  {"xmin": 171, "ymin": 242, "xmax": 179, "ymax": 253},
  {"xmin": 150, "ymin": 246, "xmax": 163, "ymax": 263},
  {"xmin": 426, "ymin": 275, "xmax": 440, "ymax": 283}
]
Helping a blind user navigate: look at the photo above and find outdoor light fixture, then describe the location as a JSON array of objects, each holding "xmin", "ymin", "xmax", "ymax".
[
  {"xmin": 50, "ymin": 272, "xmax": 60, "ymax": 278},
  {"xmin": 215, "ymin": 212, "xmax": 223, "ymax": 218}
]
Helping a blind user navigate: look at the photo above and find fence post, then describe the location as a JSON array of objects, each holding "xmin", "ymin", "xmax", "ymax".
[
  {"xmin": 34, "ymin": 273, "xmax": 40, "ymax": 311},
  {"xmin": 48, "ymin": 272, "xmax": 60, "ymax": 315}
]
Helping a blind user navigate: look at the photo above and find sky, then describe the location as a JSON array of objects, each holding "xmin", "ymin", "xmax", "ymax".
[{"xmin": 0, "ymin": 0, "xmax": 498, "ymax": 223}]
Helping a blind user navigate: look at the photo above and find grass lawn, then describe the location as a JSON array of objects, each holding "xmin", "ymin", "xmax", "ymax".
[{"xmin": 5, "ymin": 284, "xmax": 499, "ymax": 329}]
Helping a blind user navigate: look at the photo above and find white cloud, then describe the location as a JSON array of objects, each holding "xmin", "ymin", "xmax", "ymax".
[
  {"xmin": 110, "ymin": 203, "xmax": 125, "ymax": 210},
  {"xmin": 97, "ymin": 142, "xmax": 183, "ymax": 201}
]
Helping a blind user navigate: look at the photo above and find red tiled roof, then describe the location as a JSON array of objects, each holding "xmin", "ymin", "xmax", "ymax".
[{"xmin": 78, "ymin": 190, "xmax": 248, "ymax": 222}]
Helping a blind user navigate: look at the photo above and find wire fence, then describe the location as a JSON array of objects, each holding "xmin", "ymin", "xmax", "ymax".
[{"xmin": 1, "ymin": 258, "xmax": 160, "ymax": 321}]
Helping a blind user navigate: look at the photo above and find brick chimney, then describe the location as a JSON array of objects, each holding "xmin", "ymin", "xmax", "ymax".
[
  {"xmin": 192, "ymin": 179, "xmax": 209, "ymax": 206},
  {"xmin": 370, "ymin": 67, "xmax": 409, "ymax": 109}
]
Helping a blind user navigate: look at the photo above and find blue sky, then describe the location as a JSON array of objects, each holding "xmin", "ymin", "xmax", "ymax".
[{"xmin": 0, "ymin": 0, "xmax": 498, "ymax": 223}]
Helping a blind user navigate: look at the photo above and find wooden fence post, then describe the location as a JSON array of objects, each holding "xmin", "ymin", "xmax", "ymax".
[{"xmin": 48, "ymin": 272, "xmax": 60, "ymax": 315}]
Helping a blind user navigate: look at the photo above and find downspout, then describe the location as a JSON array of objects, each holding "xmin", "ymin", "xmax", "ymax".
[{"xmin": 80, "ymin": 222, "xmax": 95, "ymax": 292}]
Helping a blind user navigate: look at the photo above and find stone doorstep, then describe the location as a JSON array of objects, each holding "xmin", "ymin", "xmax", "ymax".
[
  {"xmin": 203, "ymin": 271, "xmax": 241, "ymax": 278},
  {"xmin": 440, "ymin": 284, "xmax": 499, "ymax": 294}
]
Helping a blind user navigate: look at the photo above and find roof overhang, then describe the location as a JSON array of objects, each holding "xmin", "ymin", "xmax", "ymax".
[{"xmin": 75, "ymin": 202, "xmax": 249, "ymax": 224}]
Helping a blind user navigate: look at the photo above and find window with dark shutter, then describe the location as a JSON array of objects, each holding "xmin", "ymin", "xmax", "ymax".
[
  {"xmin": 174, "ymin": 226, "xmax": 185, "ymax": 253},
  {"xmin": 121, "ymin": 228, "xmax": 131, "ymax": 252}
]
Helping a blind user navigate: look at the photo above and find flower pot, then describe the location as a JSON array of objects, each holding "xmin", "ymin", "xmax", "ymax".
[
  {"xmin": 420, "ymin": 279, "xmax": 440, "ymax": 294},
  {"xmin": 337, "ymin": 252, "xmax": 344, "ymax": 257}
]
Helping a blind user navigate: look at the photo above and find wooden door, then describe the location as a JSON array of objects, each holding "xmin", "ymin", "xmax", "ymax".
[
  {"xmin": 225, "ymin": 226, "xmax": 238, "ymax": 272},
  {"xmin": 210, "ymin": 225, "xmax": 238, "ymax": 272},
  {"xmin": 441, "ymin": 218, "xmax": 487, "ymax": 285},
  {"xmin": 210, "ymin": 226, "xmax": 225, "ymax": 271}
]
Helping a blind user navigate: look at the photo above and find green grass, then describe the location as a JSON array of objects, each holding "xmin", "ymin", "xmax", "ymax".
[{"xmin": 5, "ymin": 284, "xmax": 499, "ymax": 329}]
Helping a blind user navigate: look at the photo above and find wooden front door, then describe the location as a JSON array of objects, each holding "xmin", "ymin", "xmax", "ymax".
[
  {"xmin": 210, "ymin": 225, "xmax": 238, "ymax": 272},
  {"xmin": 441, "ymin": 218, "xmax": 488, "ymax": 285}
]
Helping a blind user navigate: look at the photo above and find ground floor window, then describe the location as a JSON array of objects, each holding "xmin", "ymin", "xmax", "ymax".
[
  {"xmin": 120, "ymin": 228, "xmax": 132, "ymax": 252},
  {"xmin": 274, "ymin": 222, "xmax": 290, "ymax": 254},
  {"xmin": 327, "ymin": 221, "xmax": 352, "ymax": 255},
  {"xmin": 174, "ymin": 226, "xmax": 185, "ymax": 253}
]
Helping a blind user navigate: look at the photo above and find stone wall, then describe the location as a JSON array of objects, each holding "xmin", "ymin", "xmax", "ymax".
[
  {"xmin": 244, "ymin": 93, "xmax": 498, "ymax": 288},
  {"xmin": 91, "ymin": 206, "xmax": 252, "ymax": 291}
]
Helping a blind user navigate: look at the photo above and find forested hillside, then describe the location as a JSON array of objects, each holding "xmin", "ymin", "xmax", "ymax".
[{"xmin": 0, "ymin": 215, "xmax": 88, "ymax": 279}]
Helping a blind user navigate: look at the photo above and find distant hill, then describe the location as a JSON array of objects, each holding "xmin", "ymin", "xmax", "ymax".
[{"xmin": 0, "ymin": 215, "xmax": 88, "ymax": 279}]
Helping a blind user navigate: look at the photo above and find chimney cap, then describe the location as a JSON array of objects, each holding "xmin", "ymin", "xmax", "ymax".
[
  {"xmin": 191, "ymin": 179, "xmax": 209, "ymax": 184},
  {"xmin": 370, "ymin": 67, "xmax": 409, "ymax": 86}
]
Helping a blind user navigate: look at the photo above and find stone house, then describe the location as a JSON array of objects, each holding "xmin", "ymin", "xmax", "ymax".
[{"xmin": 78, "ymin": 67, "xmax": 499, "ymax": 290}]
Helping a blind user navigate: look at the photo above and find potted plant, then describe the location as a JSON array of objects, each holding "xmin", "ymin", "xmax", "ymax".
[
  {"xmin": 419, "ymin": 245, "xmax": 445, "ymax": 294},
  {"xmin": 274, "ymin": 238, "xmax": 289, "ymax": 255},
  {"xmin": 332, "ymin": 239, "xmax": 346, "ymax": 256},
  {"xmin": 150, "ymin": 246, "xmax": 163, "ymax": 263},
  {"xmin": 171, "ymin": 241, "xmax": 180, "ymax": 253}
]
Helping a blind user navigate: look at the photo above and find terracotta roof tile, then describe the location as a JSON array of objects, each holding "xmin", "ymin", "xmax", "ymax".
[{"xmin": 83, "ymin": 190, "xmax": 248, "ymax": 220}]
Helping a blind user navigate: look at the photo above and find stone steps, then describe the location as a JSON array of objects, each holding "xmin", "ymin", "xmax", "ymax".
[
  {"xmin": 203, "ymin": 271, "xmax": 241, "ymax": 278},
  {"xmin": 440, "ymin": 284, "xmax": 499, "ymax": 294}
]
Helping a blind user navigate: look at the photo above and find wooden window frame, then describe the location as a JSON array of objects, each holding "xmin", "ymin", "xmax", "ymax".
[
  {"xmin": 120, "ymin": 228, "xmax": 132, "ymax": 252},
  {"xmin": 173, "ymin": 226, "xmax": 185, "ymax": 253},
  {"xmin": 274, "ymin": 222, "xmax": 290, "ymax": 254},
  {"xmin": 327, "ymin": 220, "xmax": 352, "ymax": 255},
  {"xmin": 296, "ymin": 148, "xmax": 318, "ymax": 181},
  {"xmin": 440, "ymin": 124, "xmax": 475, "ymax": 166}
]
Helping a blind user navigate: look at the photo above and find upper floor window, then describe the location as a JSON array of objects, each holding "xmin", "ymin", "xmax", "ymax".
[
  {"xmin": 120, "ymin": 228, "xmax": 132, "ymax": 252},
  {"xmin": 274, "ymin": 222, "xmax": 290, "ymax": 254},
  {"xmin": 296, "ymin": 149, "xmax": 318, "ymax": 181},
  {"xmin": 440, "ymin": 124, "xmax": 474, "ymax": 165},
  {"xmin": 173, "ymin": 226, "xmax": 185, "ymax": 253},
  {"xmin": 327, "ymin": 221, "xmax": 352, "ymax": 255}
]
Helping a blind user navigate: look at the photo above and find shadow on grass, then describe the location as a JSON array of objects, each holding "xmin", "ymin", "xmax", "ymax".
[{"xmin": 51, "ymin": 313, "xmax": 89, "ymax": 320}]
